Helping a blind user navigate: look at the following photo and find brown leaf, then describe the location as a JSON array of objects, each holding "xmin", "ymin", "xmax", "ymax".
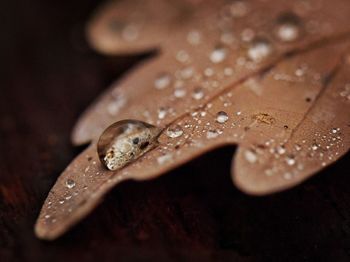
[{"xmin": 35, "ymin": 0, "xmax": 350, "ymax": 240}]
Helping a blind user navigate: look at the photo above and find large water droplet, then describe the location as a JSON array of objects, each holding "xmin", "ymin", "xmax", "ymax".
[
  {"xmin": 216, "ymin": 111, "xmax": 229, "ymax": 123},
  {"xmin": 97, "ymin": 120, "xmax": 162, "ymax": 171},
  {"xmin": 247, "ymin": 38, "xmax": 272, "ymax": 62}
]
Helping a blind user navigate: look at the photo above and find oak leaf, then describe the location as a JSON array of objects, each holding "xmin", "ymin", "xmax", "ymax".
[{"xmin": 35, "ymin": 0, "xmax": 350, "ymax": 240}]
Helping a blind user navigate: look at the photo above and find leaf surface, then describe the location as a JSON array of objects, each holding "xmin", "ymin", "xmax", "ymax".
[{"xmin": 35, "ymin": 0, "xmax": 350, "ymax": 239}]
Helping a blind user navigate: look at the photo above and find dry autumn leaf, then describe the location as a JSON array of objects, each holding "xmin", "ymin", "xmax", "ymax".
[{"xmin": 35, "ymin": 0, "xmax": 350, "ymax": 240}]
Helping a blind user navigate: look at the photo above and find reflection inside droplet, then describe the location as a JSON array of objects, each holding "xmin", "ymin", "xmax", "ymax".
[{"xmin": 97, "ymin": 120, "xmax": 162, "ymax": 171}]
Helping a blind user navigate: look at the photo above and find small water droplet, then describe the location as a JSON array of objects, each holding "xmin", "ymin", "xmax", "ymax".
[
  {"xmin": 224, "ymin": 67, "xmax": 234, "ymax": 76},
  {"xmin": 311, "ymin": 143, "xmax": 319, "ymax": 151},
  {"xmin": 283, "ymin": 172, "xmax": 293, "ymax": 180},
  {"xmin": 285, "ymin": 155, "xmax": 296, "ymax": 166},
  {"xmin": 206, "ymin": 129, "xmax": 220, "ymax": 139},
  {"xmin": 216, "ymin": 111, "xmax": 229, "ymax": 123},
  {"xmin": 158, "ymin": 107, "xmax": 168, "ymax": 120},
  {"xmin": 210, "ymin": 46, "xmax": 227, "ymax": 63},
  {"xmin": 204, "ymin": 67, "xmax": 214, "ymax": 77},
  {"xmin": 275, "ymin": 13, "xmax": 302, "ymax": 42},
  {"xmin": 107, "ymin": 94, "xmax": 127, "ymax": 116},
  {"xmin": 276, "ymin": 145, "xmax": 286, "ymax": 155},
  {"xmin": 157, "ymin": 153, "xmax": 173, "ymax": 165},
  {"xmin": 187, "ymin": 30, "xmax": 201, "ymax": 45},
  {"xmin": 176, "ymin": 50, "xmax": 190, "ymax": 63},
  {"xmin": 174, "ymin": 88, "xmax": 187, "ymax": 98},
  {"xmin": 97, "ymin": 120, "xmax": 162, "ymax": 171},
  {"xmin": 154, "ymin": 73, "xmax": 171, "ymax": 90},
  {"xmin": 166, "ymin": 125, "xmax": 184, "ymax": 138},
  {"xmin": 244, "ymin": 149, "xmax": 257, "ymax": 163},
  {"xmin": 122, "ymin": 24, "xmax": 139, "ymax": 42},
  {"xmin": 241, "ymin": 28, "xmax": 255, "ymax": 42},
  {"xmin": 294, "ymin": 144, "xmax": 302, "ymax": 151},
  {"xmin": 65, "ymin": 195, "xmax": 72, "ymax": 200},
  {"xmin": 247, "ymin": 38, "xmax": 272, "ymax": 62},
  {"xmin": 331, "ymin": 127, "xmax": 340, "ymax": 134},
  {"xmin": 192, "ymin": 87, "xmax": 204, "ymax": 100},
  {"xmin": 65, "ymin": 179, "xmax": 76, "ymax": 189},
  {"xmin": 180, "ymin": 67, "xmax": 194, "ymax": 79},
  {"xmin": 339, "ymin": 83, "xmax": 350, "ymax": 100},
  {"xmin": 229, "ymin": 0, "xmax": 249, "ymax": 18},
  {"xmin": 221, "ymin": 32, "xmax": 235, "ymax": 45}
]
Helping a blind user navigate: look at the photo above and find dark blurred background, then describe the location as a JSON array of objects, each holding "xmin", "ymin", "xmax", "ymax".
[{"xmin": 1, "ymin": 1, "xmax": 350, "ymax": 261}]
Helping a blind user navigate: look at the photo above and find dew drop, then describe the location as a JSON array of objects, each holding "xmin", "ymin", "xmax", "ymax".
[
  {"xmin": 65, "ymin": 195, "xmax": 72, "ymax": 200},
  {"xmin": 285, "ymin": 155, "xmax": 296, "ymax": 166},
  {"xmin": 283, "ymin": 172, "xmax": 293, "ymax": 180},
  {"xmin": 192, "ymin": 87, "xmax": 204, "ymax": 100},
  {"xmin": 65, "ymin": 179, "xmax": 76, "ymax": 189},
  {"xmin": 241, "ymin": 28, "xmax": 255, "ymax": 42},
  {"xmin": 97, "ymin": 120, "xmax": 162, "ymax": 171},
  {"xmin": 311, "ymin": 143, "xmax": 319, "ymax": 151},
  {"xmin": 276, "ymin": 145, "xmax": 286, "ymax": 155},
  {"xmin": 176, "ymin": 50, "xmax": 190, "ymax": 63},
  {"xmin": 229, "ymin": 0, "xmax": 249, "ymax": 18},
  {"xmin": 331, "ymin": 127, "xmax": 340, "ymax": 134},
  {"xmin": 339, "ymin": 83, "xmax": 350, "ymax": 100},
  {"xmin": 187, "ymin": 30, "xmax": 201, "ymax": 45},
  {"xmin": 276, "ymin": 23, "xmax": 299, "ymax": 42},
  {"xmin": 157, "ymin": 107, "xmax": 168, "ymax": 120},
  {"xmin": 210, "ymin": 46, "xmax": 227, "ymax": 63},
  {"xmin": 244, "ymin": 149, "xmax": 257, "ymax": 163},
  {"xmin": 247, "ymin": 38, "xmax": 272, "ymax": 62},
  {"xmin": 275, "ymin": 13, "xmax": 302, "ymax": 42},
  {"xmin": 221, "ymin": 32, "xmax": 235, "ymax": 45},
  {"xmin": 216, "ymin": 111, "xmax": 229, "ymax": 123},
  {"xmin": 166, "ymin": 125, "xmax": 184, "ymax": 138},
  {"xmin": 294, "ymin": 144, "xmax": 302, "ymax": 151},
  {"xmin": 157, "ymin": 153, "xmax": 173, "ymax": 165},
  {"xmin": 154, "ymin": 73, "xmax": 171, "ymax": 90},
  {"xmin": 121, "ymin": 24, "xmax": 139, "ymax": 42},
  {"xmin": 174, "ymin": 88, "xmax": 187, "ymax": 98},
  {"xmin": 107, "ymin": 94, "xmax": 127, "ymax": 116},
  {"xmin": 180, "ymin": 67, "xmax": 194, "ymax": 79},
  {"xmin": 206, "ymin": 129, "xmax": 220, "ymax": 139}
]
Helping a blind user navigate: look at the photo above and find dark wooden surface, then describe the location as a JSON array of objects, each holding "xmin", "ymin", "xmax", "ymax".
[{"xmin": 1, "ymin": 1, "xmax": 350, "ymax": 261}]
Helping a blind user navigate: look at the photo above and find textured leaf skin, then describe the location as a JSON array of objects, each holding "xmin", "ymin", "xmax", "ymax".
[{"xmin": 35, "ymin": 0, "xmax": 350, "ymax": 240}]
